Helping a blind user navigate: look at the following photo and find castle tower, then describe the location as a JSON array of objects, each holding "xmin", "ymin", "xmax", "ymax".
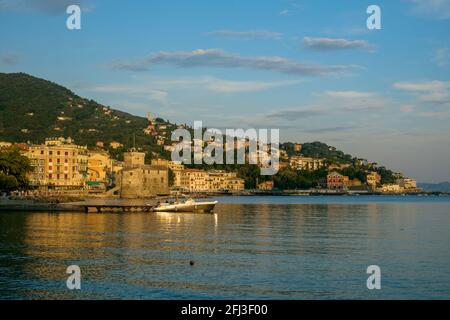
[{"xmin": 123, "ymin": 151, "xmax": 146, "ymax": 169}]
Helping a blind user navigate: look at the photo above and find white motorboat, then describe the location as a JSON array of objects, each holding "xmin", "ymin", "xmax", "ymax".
[{"xmin": 153, "ymin": 198, "xmax": 218, "ymax": 213}]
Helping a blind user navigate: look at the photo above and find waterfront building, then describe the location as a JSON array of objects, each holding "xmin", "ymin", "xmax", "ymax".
[
  {"xmin": 87, "ymin": 151, "xmax": 112, "ymax": 186},
  {"xmin": 117, "ymin": 151, "xmax": 169, "ymax": 198},
  {"xmin": 346, "ymin": 178, "xmax": 362, "ymax": 187},
  {"xmin": 396, "ymin": 178, "xmax": 417, "ymax": 189},
  {"xmin": 179, "ymin": 169, "xmax": 245, "ymax": 192},
  {"xmin": 289, "ymin": 156, "xmax": 324, "ymax": 171},
  {"xmin": 321, "ymin": 172, "xmax": 349, "ymax": 190},
  {"xmin": 378, "ymin": 184, "xmax": 404, "ymax": 193},
  {"xmin": 257, "ymin": 180, "xmax": 274, "ymax": 190},
  {"xmin": 25, "ymin": 137, "xmax": 88, "ymax": 188},
  {"xmin": 207, "ymin": 170, "xmax": 245, "ymax": 191},
  {"xmin": 180, "ymin": 169, "xmax": 210, "ymax": 192},
  {"xmin": 366, "ymin": 172, "xmax": 381, "ymax": 190}
]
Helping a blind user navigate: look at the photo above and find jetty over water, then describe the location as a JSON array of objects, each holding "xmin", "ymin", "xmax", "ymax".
[
  {"xmin": 80, "ymin": 203, "xmax": 155, "ymax": 213},
  {"xmin": 70, "ymin": 199, "xmax": 160, "ymax": 213},
  {"xmin": 0, "ymin": 199, "xmax": 160, "ymax": 212}
]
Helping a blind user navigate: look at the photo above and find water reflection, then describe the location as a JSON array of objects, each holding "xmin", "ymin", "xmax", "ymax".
[{"xmin": 1, "ymin": 199, "xmax": 450, "ymax": 299}]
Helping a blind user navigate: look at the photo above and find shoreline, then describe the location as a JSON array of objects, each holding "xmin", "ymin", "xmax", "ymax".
[{"xmin": 1, "ymin": 193, "xmax": 448, "ymax": 212}]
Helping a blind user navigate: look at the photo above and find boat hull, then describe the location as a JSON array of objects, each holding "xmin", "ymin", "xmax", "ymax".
[{"xmin": 153, "ymin": 201, "xmax": 217, "ymax": 213}]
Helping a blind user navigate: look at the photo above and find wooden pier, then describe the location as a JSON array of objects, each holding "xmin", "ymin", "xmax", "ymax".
[{"xmin": 82, "ymin": 204, "xmax": 155, "ymax": 213}]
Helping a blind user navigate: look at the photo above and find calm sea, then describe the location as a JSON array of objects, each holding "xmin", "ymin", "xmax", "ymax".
[{"xmin": 1, "ymin": 195, "xmax": 449, "ymax": 299}]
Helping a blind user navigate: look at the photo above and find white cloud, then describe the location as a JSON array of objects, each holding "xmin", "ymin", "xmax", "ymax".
[
  {"xmin": 92, "ymin": 85, "xmax": 169, "ymax": 105},
  {"xmin": 432, "ymin": 48, "xmax": 450, "ymax": 67},
  {"xmin": 303, "ymin": 37, "xmax": 373, "ymax": 51},
  {"xmin": 407, "ymin": 0, "xmax": 450, "ymax": 20},
  {"xmin": 326, "ymin": 91, "xmax": 374, "ymax": 98},
  {"xmin": 393, "ymin": 80, "xmax": 450, "ymax": 92},
  {"xmin": 151, "ymin": 76, "xmax": 300, "ymax": 93},
  {"xmin": 91, "ymin": 76, "xmax": 300, "ymax": 98},
  {"xmin": 110, "ymin": 49, "xmax": 360, "ymax": 77},
  {"xmin": 205, "ymin": 79, "xmax": 299, "ymax": 93},
  {"xmin": 279, "ymin": 10, "xmax": 292, "ymax": 16},
  {"xmin": 394, "ymin": 80, "xmax": 450, "ymax": 104}
]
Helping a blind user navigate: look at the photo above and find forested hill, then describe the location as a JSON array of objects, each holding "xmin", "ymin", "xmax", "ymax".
[{"xmin": 0, "ymin": 72, "xmax": 153, "ymax": 147}]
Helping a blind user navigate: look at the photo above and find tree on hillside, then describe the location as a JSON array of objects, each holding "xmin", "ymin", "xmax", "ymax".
[{"xmin": 0, "ymin": 146, "xmax": 32, "ymax": 192}]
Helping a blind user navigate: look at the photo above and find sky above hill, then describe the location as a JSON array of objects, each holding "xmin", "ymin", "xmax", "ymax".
[{"xmin": 1, "ymin": 0, "xmax": 450, "ymax": 182}]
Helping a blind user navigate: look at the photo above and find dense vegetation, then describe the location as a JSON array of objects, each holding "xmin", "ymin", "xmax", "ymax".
[{"xmin": 0, "ymin": 146, "xmax": 32, "ymax": 192}]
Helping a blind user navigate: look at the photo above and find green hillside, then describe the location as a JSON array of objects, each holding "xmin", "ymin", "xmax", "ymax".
[{"xmin": 0, "ymin": 72, "xmax": 160, "ymax": 148}]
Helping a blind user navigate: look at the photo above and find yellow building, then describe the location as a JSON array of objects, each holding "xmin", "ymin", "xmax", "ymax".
[
  {"xmin": 396, "ymin": 178, "xmax": 417, "ymax": 189},
  {"xmin": 26, "ymin": 137, "xmax": 88, "ymax": 188},
  {"xmin": 179, "ymin": 169, "xmax": 245, "ymax": 192},
  {"xmin": 87, "ymin": 151, "xmax": 111, "ymax": 183},
  {"xmin": 378, "ymin": 184, "xmax": 404, "ymax": 193},
  {"xmin": 208, "ymin": 170, "xmax": 245, "ymax": 191},
  {"xmin": 180, "ymin": 169, "xmax": 210, "ymax": 192},
  {"xmin": 346, "ymin": 178, "xmax": 362, "ymax": 187},
  {"xmin": 257, "ymin": 180, "xmax": 274, "ymax": 190},
  {"xmin": 289, "ymin": 156, "xmax": 324, "ymax": 171},
  {"xmin": 366, "ymin": 172, "xmax": 381, "ymax": 190}
]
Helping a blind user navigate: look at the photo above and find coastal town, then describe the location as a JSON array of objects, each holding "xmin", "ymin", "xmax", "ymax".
[
  {"xmin": 0, "ymin": 132, "xmax": 422, "ymax": 199},
  {"xmin": 0, "ymin": 74, "xmax": 428, "ymax": 200}
]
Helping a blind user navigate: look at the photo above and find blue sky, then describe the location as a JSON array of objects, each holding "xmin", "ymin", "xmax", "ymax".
[{"xmin": 1, "ymin": 0, "xmax": 450, "ymax": 182}]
